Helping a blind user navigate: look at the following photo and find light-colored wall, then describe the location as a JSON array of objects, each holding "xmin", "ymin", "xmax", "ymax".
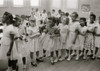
[{"xmin": 0, "ymin": 0, "xmax": 100, "ymax": 18}]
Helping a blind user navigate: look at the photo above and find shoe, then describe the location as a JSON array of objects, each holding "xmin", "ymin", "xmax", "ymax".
[
  {"xmin": 36, "ymin": 58, "xmax": 43, "ymax": 62},
  {"xmin": 50, "ymin": 57, "xmax": 54, "ymax": 65},
  {"xmin": 31, "ymin": 62, "xmax": 37, "ymax": 67},
  {"xmin": 75, "ymin": 56, "xmax": 79, "ymax": 60},
  {"xmin": 51, "ymin": 61, "xmax": 54, "ymax": 65},
  {"xmin": 23, "ymin": 65, "xmax": 26, "ymax": 71},
  {"xmin": 67, "ymin": 55, "xmax": 72, "ymax": 61},
  {"xmin": 59, "ymin": 57, "xmax": 65, "ymax": 61},
  {"xmin": 91, "ymin": 56, "xmax": 96, "ymax": 60},
  {"xmin": 71, "ymin": 52, "xmax": 75, "ymax": 56},
  {"xmin": 54, "ymin": 58, "xmax": 58, "ymax": 63},
  {"xmin": 83, "ymin": 55, "xmax": 87, "ymax": 60}
]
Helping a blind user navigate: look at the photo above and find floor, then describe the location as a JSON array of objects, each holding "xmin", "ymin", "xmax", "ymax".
[{"xmin": 0, "ymin": 56, "xmax": 100, "ymax": 71}]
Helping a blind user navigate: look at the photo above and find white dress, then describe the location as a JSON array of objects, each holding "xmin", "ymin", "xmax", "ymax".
[
  {"xmin": 59, "ymin": 23, "xmax": 69, "ymax": 49},
  {"xmin": 17, "ymin": 25, "xmax": 28, "ymax": 57},
  {"xmin": 95, "ymin": 23, "xmax": 100, "ymax": 48},
  {"xmin": 0, "ymin": 25, "xmax": 19, "ymax": 61},
  {"xmin": 75, "ymin": 25, "xmax": 88, "ymax": 50},
  {"xmin": 67, "ymin": 21, "xmax": 80, "ymax": 50},
  {"xmin": 27, "ymin": 26, "xmax": 40, "ymax": 52},
  {"xmin": 43, "ymin": 27, "xmax": 56, "ymax": 51}
]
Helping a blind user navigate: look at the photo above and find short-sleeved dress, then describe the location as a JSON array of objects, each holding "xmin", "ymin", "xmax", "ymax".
[
  {"xmin": 0, "ymin": 25, "xmax": 19, "ymax": 61},
  {"xmin": 59, "ymin": 23, "xmax": 69, "ymax": 49},
  {"xmin": 67, "ymin": 21, "xmax": 80, "ymax": 50},
  {"xmin": 16, "ymin": 25, "xmax": 28, "ymax": 57},
  {"xmin": 27, "ymin": 26, "xmax": 40, "ymax": 52},
  {"xmin": 43, "ymin": 26, "xmax": 57, "ymax": 51},
  {"xmin": 84, "ymin": 22, "xmax": 95, "ymax": 50},
  {"xmin": 75, "ymin": 25, "xmax": 88, "ymax": 50},
  {"xmin": 95, "ymin": 23, "xmax": 100, "ymax": 48}
]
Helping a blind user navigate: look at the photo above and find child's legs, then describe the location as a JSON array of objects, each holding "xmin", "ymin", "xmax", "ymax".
[
  {"xmin": 58, "ymin": 49, "xmax": 61, "ymax": 58},
  {"xmin": 36, "ymin": 51, "xmax": 39, "ymax": 58},
  {"xmin": 22, "ymin": 57, "xmax": 26, "ymax": 65},
  {"xmin": 12, "ymin": 60, "xmax": 18, "ymax": 70},
  {"xmin": 30, "ymin": 52, "xmax": 36, "ymax": 63},
  {"xmin": 95, "ymin": 47, "xmax": 99, "ymax": 55}
]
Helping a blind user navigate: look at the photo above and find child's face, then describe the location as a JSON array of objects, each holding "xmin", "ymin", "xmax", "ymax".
[
  {"xmin": 80, "ymin": 20, "xmax": 85, "ymax": 27},
  {"xmin": 15, "ymin": 19, "xmax": 21, "ymax": 27},
  {"xmin": 90, "ymin": 16, "xmax": 95, "ymax": 23},
  {"xmin": 47, "ymin": 20, "xmax": 53, "ymax": 27},
  {"xmin": 71, "ymin": 13, "xmax": 77, "ymax": 22},
  {"xmin": 2, "ymin": 14, "xmax": 6, "ymax": 23},
  {"xmin": 61, "ymin": 17, "xmax": 69, "ymax": 25}
]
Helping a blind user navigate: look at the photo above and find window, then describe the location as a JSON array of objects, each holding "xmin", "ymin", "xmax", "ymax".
[
  {"xmin": 13, "ymin": 0, "xmax": 24, "ymax": 7},
  {"xmin": 0, "ymin": 0, "xmax": 4, "ymax": 6},
  {"xmin": 52, "ymin": 0, "xmax": 61, "ymax": 8},
  {"xmin": 30, "ymin": 0, "xmax": 39, "ymax": 6},
  {"xmin": 67, "ymin": 0, "xmax": 78, "ymax": 9}
]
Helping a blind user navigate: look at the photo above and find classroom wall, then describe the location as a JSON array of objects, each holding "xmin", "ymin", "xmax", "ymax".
[{"xmin": 0, "ymin": 0, "xmax": 100, "ymax": 18}]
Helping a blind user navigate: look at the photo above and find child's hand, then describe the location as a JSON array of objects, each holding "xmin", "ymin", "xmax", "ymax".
[{"xmin": 7, "ymin": 51, "xmax": 11, "ymax": 56}]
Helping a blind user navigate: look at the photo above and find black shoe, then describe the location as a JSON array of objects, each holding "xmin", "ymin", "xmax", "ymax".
[
  {"xmin": 51, "ymin": 61, "xmax": 54, "ymax": 65},
  {"xmin": 91, "ymin": 56, "xmax": 96, "ymax": 60},
  {"xmin": 31, "ymin": 62, "xmax": 37, "ymax": 67},
  {"xmin": 36, "ymin": 58, "xmax": 43, "ymax": 62}
]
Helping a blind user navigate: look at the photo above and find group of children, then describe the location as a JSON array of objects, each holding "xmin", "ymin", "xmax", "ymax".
[{"xmin": 0, "ymin": 8, "xmax": 100, "ymax": 71}]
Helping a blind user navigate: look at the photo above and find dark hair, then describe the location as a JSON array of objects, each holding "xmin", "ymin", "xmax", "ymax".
[
  {"xmin": 72, "ymin": 12, "xmax": 79, "ymax": 18},
  {"xmin": 66, "ymin": 12, "xmax": 69, "ymax": 16},
  {"xmin": 58, "ymin": 9, "xmax": 62, "ymax": 12},
  {"xmin": 13, "ymin": 15, "xmax": 21, "ymax": 23},
  {"xmin": 48, "ymin": 17, "xmax": 55, "ymax": 27},
  {"xmin": 3, "ymin": 12, "xmax": 13, "ymax": 25},
  {"xmin": 90, "ymin": 14, "xmax": 96, "ymax": 21},
  {"xmin": 52, "ymin": 9, "xmax": 55, "ymax": 12},
  {"xmin": 80, "ymin": 17, "xmax": 87, "ymax": 26}
]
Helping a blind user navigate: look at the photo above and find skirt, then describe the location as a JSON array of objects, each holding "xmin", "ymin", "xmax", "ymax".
[
  {"xmin": 43, "ymin": 34, "xmax": 55, "ymax": 51},
  {"xmin": 0, "ymin": 42, "xmax": 18, "ymax": 61},
  {"xmin": 53, "ymin": 37, "xmax": 60, "ymax": 50},
  {"xmin": 67, "ymin": 32, "xmax": 77, "ymax": 50},
  {"xmin": 28, "ymin": 37, "xmax": 40, "ymax": 52},
  {"xmin": 74, "ymin": 35, "xmax": 85, "ymax": 50},
  {"xmin": 60, "ymin": 35, "xmax": 68, "ymax": 49},
  {"xmin": 17, "ymin": 39, "xmax": 28, "ymax": 57},
  {"xmin": 84, "ymin": 33, "xmax": 95, "ymax": 50}
]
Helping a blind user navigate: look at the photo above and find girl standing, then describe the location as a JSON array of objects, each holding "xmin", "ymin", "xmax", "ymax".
[
  {"xmin": 58, "ymin": 17, "xmax": 69, "ymax": 61},
  {"xmin": 27, "ymin": 19, "xmax": 40, "ymax": 67},
  {"xmin": 84, "ymin": 14, "xmax": 96, "ymax": 59},
  {"xmin": 75, "ymin": 18, "xmax": 88, "ymax": 60},
  {"xmin": 67, "ymin": 12, "xmax": 80, "ymax": 61},
  {"xmin": 0, "ymin": 12, "xmax": 20, "ymax": 71}
]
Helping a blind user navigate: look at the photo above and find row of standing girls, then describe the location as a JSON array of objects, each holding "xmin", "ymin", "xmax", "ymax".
[{"xmin": 0, "ymin": 10, "xmax": 100, "ymax": 71}]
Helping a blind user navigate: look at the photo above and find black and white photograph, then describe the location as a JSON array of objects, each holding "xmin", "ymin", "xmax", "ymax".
[{"xmin": 0, "ymin": 0, "xmax": 100, "ymax": 71}]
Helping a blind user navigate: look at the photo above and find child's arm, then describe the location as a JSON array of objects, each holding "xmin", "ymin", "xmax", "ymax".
[
  {"xmin": 73, "ymin": 28, "xmax": 79, "ymax": 44},
  {"xmin": 29, "ymin": 32, "xmax": 40, "ymax": 38},
  {"xmin": 7, "ymin": 34, "xmax": 14, "ymax": 56}
]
